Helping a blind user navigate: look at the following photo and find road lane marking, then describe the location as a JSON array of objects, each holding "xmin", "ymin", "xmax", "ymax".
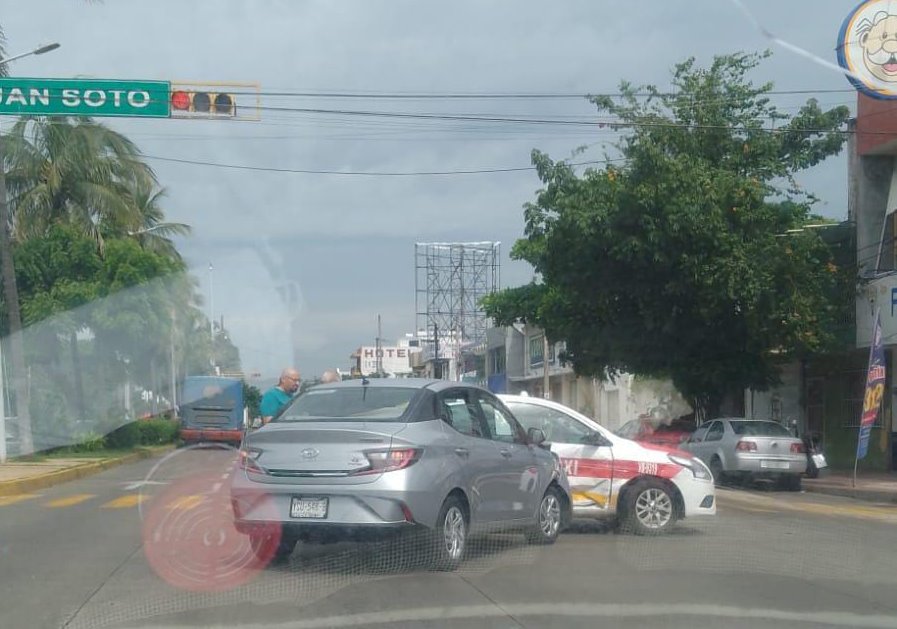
[
  {"xmin": 0, "ymin": 494, "xmax": 39, "ymax": 506},
  {"xmin": 165, "ymin": 494, "xmax": 206, "ymax": 510},
  {"xmin": 45, "ymin": 494, "xmax": 95, "ymax": 508},
  {"xmin": 211, "ymin": 482, "xmax": 222, "ymax": 492},
  {"xmin": 716, "ymin": 490, "xmax": 897, "ymax": 523},
  {"xmin": 238, "ymin": 602, "xmax": 897, "ymax": 629},
  {"xmin": 101, "ymin": 494, "xmax": 148, "ymax": 509},
  {"xmin": 722, "ymin": 503, "xmax": 778, "ymax": 514}
]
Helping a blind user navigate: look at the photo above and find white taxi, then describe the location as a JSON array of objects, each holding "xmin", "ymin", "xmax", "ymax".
[{"xmin": 500, "ymin": 394, "xmax": 716, "ymax": 535}]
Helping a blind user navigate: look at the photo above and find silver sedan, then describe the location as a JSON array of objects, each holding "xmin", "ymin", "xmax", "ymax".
[
  {"xmin": 681, "ymin": 418, "xmax": 807, "ymax": 491},
  {"xmin": 230, "ymin": 378, "xmax": 571, "ymax": 570}
]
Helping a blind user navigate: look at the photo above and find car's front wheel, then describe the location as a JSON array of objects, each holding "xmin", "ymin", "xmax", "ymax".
[
  {"xmin": 429, "ymin": 495, "xmax": 468, "ymax": 571},
  {"xmin": 525, "ymin": 486, "xmax": 563, "ymax": 545},
  {"xmin": 620, "ymin": 479, "xmax": 678, "ymax": 536}
]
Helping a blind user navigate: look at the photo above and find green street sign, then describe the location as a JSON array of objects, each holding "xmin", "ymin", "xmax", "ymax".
[{"xmin": 0, "ymin": 78, "xmax": 171, "ymax": 118}]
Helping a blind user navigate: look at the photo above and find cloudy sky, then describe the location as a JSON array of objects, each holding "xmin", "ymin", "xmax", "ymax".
[{"xmin": 4, "ymin": 0, "xmax": 859, "ymax": 380}]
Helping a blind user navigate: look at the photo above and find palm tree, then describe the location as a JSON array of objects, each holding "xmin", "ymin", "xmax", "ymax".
[
  {"xmin": 127, "ymin": 178, "xmax": 191, "ymax": 261},
  {"xmin": 4, "ymin": 116, "xmax": 157, "ymax": 251}
]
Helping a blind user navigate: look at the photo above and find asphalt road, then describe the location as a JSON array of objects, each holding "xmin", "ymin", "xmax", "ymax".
[{"xmin": 2, "ymin": 447, "xmax": 897, "ymax": 629}]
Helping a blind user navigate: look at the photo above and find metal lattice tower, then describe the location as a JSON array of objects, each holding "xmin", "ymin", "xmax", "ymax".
[{"xmin": 415, "ymin": 242, "xmax": 500, "ymax": 350}]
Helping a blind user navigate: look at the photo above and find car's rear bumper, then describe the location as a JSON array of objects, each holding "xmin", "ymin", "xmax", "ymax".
[
  {"xmin": 234, "ymin": 517, "xmax": 417, "ymax": 541},
  {"xmin": 731, "ymin": 454, "xmax": 807, "ymax": 475},
  {"xmin": 180, "ymin": 428, "xmax": 242, "ymax": 444}
]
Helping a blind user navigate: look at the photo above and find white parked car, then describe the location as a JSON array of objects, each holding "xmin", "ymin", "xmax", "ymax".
[{"xmin": 499, "ymin": 395, "xmax": 716, "ymax": 535}]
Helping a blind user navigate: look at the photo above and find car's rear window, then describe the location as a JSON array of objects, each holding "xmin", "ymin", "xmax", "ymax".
[
  {"xmin": 729, "ymin": 421, "xmax": 792, "ymax": 437},
  {"xmin": 277, "ymin": 386, "xmax": 418, "ymax": 422}
]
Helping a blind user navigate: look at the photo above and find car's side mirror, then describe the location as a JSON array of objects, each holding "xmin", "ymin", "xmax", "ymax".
[{"xmin": 528, "ymin": 427, "xmax": 547, "ymax": 446}]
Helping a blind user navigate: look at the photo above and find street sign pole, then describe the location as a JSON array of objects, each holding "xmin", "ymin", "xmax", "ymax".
[{"xmin": 0, "ymin": 335, "xmax": 6, "ymax": 463}]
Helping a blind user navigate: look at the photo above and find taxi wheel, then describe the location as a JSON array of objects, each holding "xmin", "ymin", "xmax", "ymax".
[
  {"xmin": 525, "ymin": 485, "xmax": 563, "ymax": 545},
  {"xmin": 620, "ymin": 479, "xmax": 678, "ymax": 536}
]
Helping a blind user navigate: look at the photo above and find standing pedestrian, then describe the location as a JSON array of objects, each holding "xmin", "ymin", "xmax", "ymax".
[{"xmin": 259, "ymin": 368, "xmax": 301, "ymax": 424}]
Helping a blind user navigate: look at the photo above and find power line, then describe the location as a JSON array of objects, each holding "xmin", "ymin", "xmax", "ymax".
[{"xmin": 142, "ymin": 154, "xmax": 625, "ymax": 176}]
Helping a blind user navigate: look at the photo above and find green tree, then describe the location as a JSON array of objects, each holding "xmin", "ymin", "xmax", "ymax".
[{"xmin": 484, "ymin": 52, "xmax": 852, "ymax": 419}]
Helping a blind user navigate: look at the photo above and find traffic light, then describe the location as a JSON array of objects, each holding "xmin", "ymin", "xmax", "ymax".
[{"xmin": 170, "ymin": 89, "xmax": 236, "ymax": 117}]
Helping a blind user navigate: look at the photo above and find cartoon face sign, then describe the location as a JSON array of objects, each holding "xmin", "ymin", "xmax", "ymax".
[
  {"xmin": 859, "ymin": 13, "xmax": 897, "ymax": 82},
  {"xmin": 838, "ymin": 1, "xmax": 897, "ymax": 98}
]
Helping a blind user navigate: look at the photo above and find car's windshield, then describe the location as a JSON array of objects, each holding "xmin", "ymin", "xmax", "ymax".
[
  {"xmin": 277, "ymin": 387, "xmax": 417, "ymax": 421},
  {"xmin": 729, "ymin": 420, "xmax": 793, "ymax": 437}
]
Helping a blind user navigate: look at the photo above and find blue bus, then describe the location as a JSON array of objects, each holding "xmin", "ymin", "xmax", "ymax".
[{"xmin": 179, "ymin": 376, "xmax": 246, "ymax": 446}]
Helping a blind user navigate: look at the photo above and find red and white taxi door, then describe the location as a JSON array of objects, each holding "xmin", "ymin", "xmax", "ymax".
[
  {"xmin": 508, "ymin": 402, "xmax": 614, "ymax": 511},
  {"xmin": 553, "ymin": 439, "xmax": 614, "ymax": 513},
  {"xmin": 504, "ymin": 400, "xmax": 615, "ymax": 513}
]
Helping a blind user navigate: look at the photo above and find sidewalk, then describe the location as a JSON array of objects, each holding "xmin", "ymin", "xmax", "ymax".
[
  {"xmin": 803, "ymin": 471, "xmax": 897, "ymax": 504},
  {"xmin": 0, "ymin": 445, "xmax": 174, "ymax": 496}
]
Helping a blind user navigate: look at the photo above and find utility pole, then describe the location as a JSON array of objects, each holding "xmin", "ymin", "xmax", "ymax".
[
  {"xmin": 208, "ymin": 261, "xmax": 215, "ymax": 372},
  {"xmin": 169, "ymin": 307, "xmax": 178, "ymax": 421},
  {"xmin": 543, "ymin": 334, "xmax": 550, "ymax": 399},
  {"xmin": 376, "ymin": 314, "xmax": 383, "ymax": 377}
]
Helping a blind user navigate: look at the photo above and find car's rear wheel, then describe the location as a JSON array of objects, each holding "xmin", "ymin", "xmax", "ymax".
[
  {"xmin": 620, "ymin": 479, "xmax": 678, "ymax": 536},
  {"xmin": 525, "ymin": 485, "xmax": 563, "ymax": 545},
  {"xmin": 709, "ymin": 457, "xmax": 725, "ymax": 486},
  {"xmin": 430, "ymin": 495, "xmax": 467, "ymax": 571},
  {"xmin": 249, "ymin": 528, "xmax": 297, "ymax": 565}
]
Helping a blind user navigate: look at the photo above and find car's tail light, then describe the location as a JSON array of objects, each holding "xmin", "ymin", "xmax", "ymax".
[
  {"xmin": 736, "ymin": 440, "xmax": 757, "ymax": 452},
  {"xmin": 791, "ymin": 442, "xmax": 806, "ymax": 454},
  {"xmin": 239, "ymin": 447, "xmax": 265, "ymax": 473},
  {"xmin": 353, "ymin": 448, "xmax": 422, "ymax": 475}
]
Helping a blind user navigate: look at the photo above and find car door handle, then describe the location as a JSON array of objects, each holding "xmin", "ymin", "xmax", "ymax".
[
  {"xmin": 454, "ymin": 447, "xmax": 469, "ymax": 458},
  {"xmin": 499, "ymin": 449, "xmax": 512, "ymax": 458}
]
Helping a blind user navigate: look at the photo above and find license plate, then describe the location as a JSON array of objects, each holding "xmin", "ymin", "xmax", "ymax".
[
  {"xmin": 290, "ymin": 497, "xmax": 328, "ymax": 519},
  {"xmin": 760, "ymin": 460, "xmax": 790, "ymax": 470}
]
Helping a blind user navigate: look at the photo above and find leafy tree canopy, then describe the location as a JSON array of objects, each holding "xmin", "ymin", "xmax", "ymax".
[{"xmin": 484, "ymin": 52, "xmax": 853, "ymax": 414}]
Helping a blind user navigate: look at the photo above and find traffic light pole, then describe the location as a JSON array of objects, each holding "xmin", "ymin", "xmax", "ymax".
[{"xmin": 0, "ymin": 130, "xmax": 33, "ymax": 455}]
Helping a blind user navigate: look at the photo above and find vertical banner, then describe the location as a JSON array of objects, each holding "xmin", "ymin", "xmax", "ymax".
[{"xmin": 857, "ymin": 309, "xmax": 885, "ymax": 463}]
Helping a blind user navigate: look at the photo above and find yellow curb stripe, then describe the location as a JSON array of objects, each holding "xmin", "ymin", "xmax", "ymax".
[
  {"xmin": 0, "ymin": 494, "xmax": 39, "ymax": 506},
  {"xmin": 101, "ymin": 494, "xmax": 148, "ymax": 509},
  {"xmin": 165, "ymin": 495, "xmax": 206, "ymax": 511},
  {"xmin": 0, "ymin": 445, "xmax": 176, "ymax": 497},
  {"xmin": 45, "ymin": 493, "xmax": 95, "ymax": 508}
]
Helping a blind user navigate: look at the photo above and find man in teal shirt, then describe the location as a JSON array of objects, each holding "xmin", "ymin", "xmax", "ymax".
[{"xmin": 259, "ymin": 367, "xmax": 301, "ymax": 424}]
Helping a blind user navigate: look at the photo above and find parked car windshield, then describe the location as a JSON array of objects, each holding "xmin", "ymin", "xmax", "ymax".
[
  {"xmin": 277, "ymin": 387, "xmax": 417, "ymax": 421},
  {"xmin": 729, "ymin": 421, "xmax": 793, "ymax": 437}
]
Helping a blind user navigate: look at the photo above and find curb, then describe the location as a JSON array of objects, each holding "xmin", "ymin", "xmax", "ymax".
[
  {"xmin": 0, "ymin": 445, "xmax": 175, "ymax": 496},
  {"xmin": 802, "ymin": 482, "xmax": 897, "ymax": 505}
]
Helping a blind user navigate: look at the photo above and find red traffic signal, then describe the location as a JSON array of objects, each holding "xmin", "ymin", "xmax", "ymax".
[{"xmin": 170, "ymin": 90, "xmax": 236, "ymax": 117}]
